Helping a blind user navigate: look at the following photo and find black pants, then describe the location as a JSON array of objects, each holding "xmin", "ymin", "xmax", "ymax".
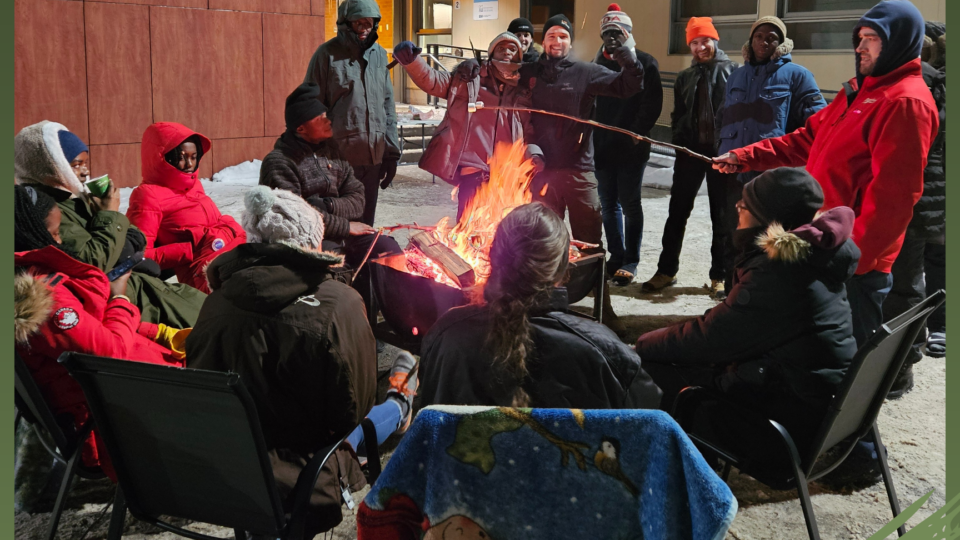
[
  {"xmin": 925, "ymin": 240, "xmax": 946, "ymax": 332},
  {"xmin": 847, "ymin": 270, "xmax": 894, "ymax": 349},
  {"xmin": 353, "ymin": 164, "xmax": 382, "ymax": 226},
  {"xmin": 323, "ymin": 234, "xmax": 402, "ymax": 308},
  {"xmin": 454, "ymin": 169, "xmax": 486, "ymax": 222},
  {"xmin": 882, "ymin": 229, "xmax": 928, "ymax": 363},
  {"xmin": 531, "ymin": 168, "xmax": 604, "ymax": 247},
  {"xmin": 656, "ymin": 153, "xmax": 740, "ymax": 280}
]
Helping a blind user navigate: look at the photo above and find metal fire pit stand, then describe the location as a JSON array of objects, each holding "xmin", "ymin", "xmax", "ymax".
[{"xmin": 364, "ymin": 252, "xmax": 607, "ymax": 355}]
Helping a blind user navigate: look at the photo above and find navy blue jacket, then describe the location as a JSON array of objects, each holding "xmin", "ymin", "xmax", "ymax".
[{"xmin": 718, "ymin": 54, "xmax": 826, "ymax": 182}]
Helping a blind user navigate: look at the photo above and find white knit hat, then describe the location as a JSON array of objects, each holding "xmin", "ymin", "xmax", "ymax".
[
  {"xmin": 242, "ymin": 186, "xmax": 325, "ymax": 249},
  {"xmin": 601, "ymin": 3, "xmax": 633, "ymax": 37}
]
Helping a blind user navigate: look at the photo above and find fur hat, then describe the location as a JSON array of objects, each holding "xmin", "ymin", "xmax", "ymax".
[
  {"xmin": 242, "ymin": 186, "xmax": 325, "ymax": 249},
  {"xmin": 14, "ymin": 121, "xmax": 86, "ymax": 196},
  {"xmin": 741, "ymin": 16, "xmax": 795, "ymax": 62}
]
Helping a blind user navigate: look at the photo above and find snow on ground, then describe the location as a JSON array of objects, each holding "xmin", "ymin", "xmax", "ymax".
[{"xmin": 210, "ymin": 159, "xmax": 262, "ymax": 185}]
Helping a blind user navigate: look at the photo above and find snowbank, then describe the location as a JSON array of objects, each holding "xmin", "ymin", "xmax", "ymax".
[{"xmin": 211, "ymin": 159, "xmax": 262, "ymax": 185}]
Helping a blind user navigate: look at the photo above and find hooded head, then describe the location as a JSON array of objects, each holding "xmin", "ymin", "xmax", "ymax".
[
  {"xmin": 141, "ymin": 122, "xmax": 212, "ymax": 191},
  {"xmin": 742, "ymin": 16, "xmax": 794, "ymax": 63},
  {"xmin": 337, "ymin": 0, "xmax": 381, "ymax": 48},
  {"xmin": 853, "ymin": 0, "xmax": 925, "ymax": 82},
  {"xmin": 242, "ymin": 186, "xmax": 325, "ymax": 250},
  {"xmin": 14, "ymin": 122, "xmax": 87, "ymax": 196}
]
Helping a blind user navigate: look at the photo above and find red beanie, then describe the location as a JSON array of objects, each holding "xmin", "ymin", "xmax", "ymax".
[{"xmin": 686, "ymin": 17, "xmax": 719, "ymax": 44}]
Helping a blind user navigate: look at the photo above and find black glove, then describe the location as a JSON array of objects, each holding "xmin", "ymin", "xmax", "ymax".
[
  {"xmin": 612, "ymin": 46, "xmax": 639, "ymax": 69},
  {"xmin": 379, "ymin": 158, "xmax": 399, "ymax": 190},
  {"xmin": 305, "ymin": 194, "xmax": 332, "ymax": 213},
  {"xmin": 133, "ymin": 257, "xmax": 162, "ymax": 278},
  {"xmin": 456, "ymin": 59, "xmax": 481, "ymax": 82},
  {"xmin": 125, "ymin": 227, "xmax": 147, "ymax": 253}
]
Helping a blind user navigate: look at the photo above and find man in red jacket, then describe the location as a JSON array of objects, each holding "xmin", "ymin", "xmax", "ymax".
[{"xmin": 714, "ymin": 0, "xmax": 938, "ymax": 348}]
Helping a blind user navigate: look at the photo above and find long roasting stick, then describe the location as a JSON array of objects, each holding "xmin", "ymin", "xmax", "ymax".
[{"xmin": 473, "ymin": 104, "xmax": 714, "ymax": 163}]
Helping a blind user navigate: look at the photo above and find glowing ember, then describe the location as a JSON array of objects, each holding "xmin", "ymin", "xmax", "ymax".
[
  {"xmin": 405, "ymin": 248, "xmax": 460, "ymax": 289},
  {"xmin": 433, "ymin": 140, "xmax": 537, "ymax": 283}
]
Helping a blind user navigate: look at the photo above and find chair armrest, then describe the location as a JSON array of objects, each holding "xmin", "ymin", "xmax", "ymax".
[{"xmin": 285, "ymin": 434, "xmax": 350, "ymax": 540}]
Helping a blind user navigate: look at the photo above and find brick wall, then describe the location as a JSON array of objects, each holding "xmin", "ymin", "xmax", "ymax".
[{"xmin": 14, "ymin": 0, "xmax": 326, "ymax": 187}]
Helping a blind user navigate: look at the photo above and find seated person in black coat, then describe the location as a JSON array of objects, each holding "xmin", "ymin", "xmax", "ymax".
[
  {"xmin": 637, "ymin": 168, "xmax": 859, "ymax": 447},
  {"xmin": 419, "ymin": 202, "xmax": 662, "ymax": 409},
  {"xmin": 259, "ymin": 83, "xmax": 401, "ymax": 306}
]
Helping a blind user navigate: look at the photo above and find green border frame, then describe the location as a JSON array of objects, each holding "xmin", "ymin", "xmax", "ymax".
[{"xmin": 2, "ymin": 1, "xmax": 955, "ymax": 538}]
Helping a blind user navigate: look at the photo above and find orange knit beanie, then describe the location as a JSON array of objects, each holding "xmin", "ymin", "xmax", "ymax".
[{"xmin": 686, "ymin": 17, "xmax": 720, "ymax": 44}]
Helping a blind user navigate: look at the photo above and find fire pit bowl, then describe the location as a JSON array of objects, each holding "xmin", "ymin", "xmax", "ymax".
[{"xmin": 368, "ymin": 251, "xmax": 606, "ymax": 345}]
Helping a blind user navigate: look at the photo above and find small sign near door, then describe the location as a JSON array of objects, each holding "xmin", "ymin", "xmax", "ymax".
[
  {"xmin": 473, "ymin": 0, "xmax": 498, "ymax": 20},
  {"xmin": 454, "ymin": 0, "xmax": 461, "ymax": 8}
]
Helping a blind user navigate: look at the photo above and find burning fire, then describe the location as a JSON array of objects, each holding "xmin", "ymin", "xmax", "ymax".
[{"xmin": 432, "ymin": 140, "xmax": 536, "ymax": 283}]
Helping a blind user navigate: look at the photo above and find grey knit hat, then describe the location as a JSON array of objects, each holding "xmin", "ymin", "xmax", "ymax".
[
  {"xmin": 488, "ymin": 32, "xmax": 523, "ymax": 59},
  {"xmin": 242, "ymin": 186, "xmax": 325, "ymax": 249}
]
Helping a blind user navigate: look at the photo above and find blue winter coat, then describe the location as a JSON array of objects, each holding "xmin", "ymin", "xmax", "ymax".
[{"xmin": 717, "ymin": 53, "xmax": 826, "ymax": 178}]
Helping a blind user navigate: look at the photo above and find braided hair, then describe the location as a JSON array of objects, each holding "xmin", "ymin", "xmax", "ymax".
[
  {"xmin": 15, "ymin": 184, "xmax": 60, "ymax": 252},
  {"xmin": 164, "ymin": 134, "xmax": 205, "ymax": 171}
]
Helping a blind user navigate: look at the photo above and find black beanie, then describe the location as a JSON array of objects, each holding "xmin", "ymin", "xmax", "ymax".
[
  {"xmin": 508, "ymin": 17, "xmax": 534, "ymax": 35},
  {"xmin": 542, "ymin": 14, "xmax": 573, "ymax": 41},
  {"xmin": 285, "ymin": 83, "xmax": 328, "ymax": 131},
  {"xmin": 741, "ymin": 168, "xmax": 824, "ymax": 230}
]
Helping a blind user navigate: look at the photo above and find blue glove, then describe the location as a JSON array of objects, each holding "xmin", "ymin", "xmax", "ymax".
[{"xmin": 393, "ymin": 41, "xmax": 422, "ymax": 66}]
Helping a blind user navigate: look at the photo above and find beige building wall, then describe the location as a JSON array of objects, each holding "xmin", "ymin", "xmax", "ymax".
[
  {"xmin": 572, "ymin": 0, "xmax": 945, "ymax": 94},
  {"xmin": 452, "ymin": 0, "xmax": 521, "ymax": 48}
]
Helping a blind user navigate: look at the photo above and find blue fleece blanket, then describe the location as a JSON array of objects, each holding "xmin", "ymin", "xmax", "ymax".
[{"xmin": 361, "ymin": 406, "xmax": 737, "ymax": 540}]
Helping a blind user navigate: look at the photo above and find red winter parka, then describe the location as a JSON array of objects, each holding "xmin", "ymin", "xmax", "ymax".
[
  {"xmin": 14, "ymin": 246, "xmax": 183, "ymax": 476},
  {"xmin": 732, "ymin": 59, "xmax": 938, "ymax": 275},
  {"xmin": 127, "ymin": 123, "xmax": 246, "ymax": 293}
]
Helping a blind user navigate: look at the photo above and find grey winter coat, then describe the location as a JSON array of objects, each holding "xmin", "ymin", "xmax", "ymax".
[
  {"xmin": 304, "ymin": 0, "xmax": 400, "ymax": 167},
  {"xmin": 259, "ymin": 132, "xmax": 366, "ymax": 241},
  {"xmin": 671, "ymin": 49, "xmax": 738, "ymax": 150},
  {"xmin": 403, "ymin": 56, "xmax": 542, "ymax": 184}
]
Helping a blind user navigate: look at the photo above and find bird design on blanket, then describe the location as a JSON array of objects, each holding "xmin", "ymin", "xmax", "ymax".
[{"xmin": 594, "ymin": 437, "xmax": 639, "ymax": 497}]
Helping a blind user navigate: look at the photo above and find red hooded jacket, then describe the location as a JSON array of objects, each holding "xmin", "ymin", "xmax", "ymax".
[
  {"xmin": 732, "ymin": 59, "xmax": 938, "ymax": 275},
  {"xmin": 126, "ymin": 123, "xmax": 245, "ymax": 293},
  {"xmin": 14, "ymin": 246, "xmax": 183, "ymax": 475}
]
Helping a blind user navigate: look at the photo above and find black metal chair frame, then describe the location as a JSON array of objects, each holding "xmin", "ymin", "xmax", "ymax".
[
  {"xmin": 58, "ymin": 352, "xmax": 381, "ymax": 540},
  {"xmin": 14, "ymin": 351, "xmax": 106, "ymax": 540},
  {"xmin": 672, "ymin": 290, "xmax": 945, "ymax": 540}
]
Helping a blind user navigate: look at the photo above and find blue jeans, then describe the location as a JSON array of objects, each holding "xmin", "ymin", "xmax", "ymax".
[
  {"xmin": 345, "ymin": 400, "xmax": 403, "ymax": 452},
  {"xmin": 847, "ymin": 271, "xmax": 894, "ymax": 348},
  {"xmin": 596, "ymin": 162, "xmax": 646, "ymax": 275}
]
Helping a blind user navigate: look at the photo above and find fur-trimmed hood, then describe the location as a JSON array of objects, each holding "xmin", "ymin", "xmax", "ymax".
[
  {"xmin": 14, "ymin": 272, "xmax": 54, "ymax": 344},
  {"xmin": 204, "ymin": 242, "xmax": 344, "ymax": 313},
  {"xmin": 755, "ymin": 207, "xmax": 860, "ymax": 283},
  {"xmin": 14, "ymin": 121, "xmax": 86, "ymax": 196},
  {"xmin": 742, "ymin": 38, "xmax": 794, "ymax": 63}
]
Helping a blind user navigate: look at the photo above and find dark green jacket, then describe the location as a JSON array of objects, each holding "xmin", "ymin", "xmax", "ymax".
[{"xmin": 304, "ymin": 0, "xmax": 400, "ymax": 167}]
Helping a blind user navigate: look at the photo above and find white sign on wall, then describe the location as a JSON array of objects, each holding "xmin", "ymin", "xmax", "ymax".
[
  {"xmin": 454, "ymin": 0, "xmax": 461, "ymax": 9},
  {"xmin": 473, "ymin": 0, "xmax": 498, "ymax": 20}
]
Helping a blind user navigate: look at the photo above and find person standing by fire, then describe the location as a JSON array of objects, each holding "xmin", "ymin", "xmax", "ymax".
[
  {"xmin": 593, "ymin": 4, "xmax": 664, "ymax": 287},
  {"xmin": 391, "ymin": 32, "xmax": 544, "ymax": 220},
  {"xmin": 518, "ymin": 13, "xmax": 645, "ymax": 251},
  {"xmin": 304, "ymin": 0, "xmax": 401, "ymax": 227},
  {"xmin": 641, "ymin": 17, "xmax": 739, "ymax": 298}
]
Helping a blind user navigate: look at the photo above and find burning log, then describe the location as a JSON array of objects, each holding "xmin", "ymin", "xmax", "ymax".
[{"xmin": 409, "ymin": 231, "xmax": 476, "ymax": 288}]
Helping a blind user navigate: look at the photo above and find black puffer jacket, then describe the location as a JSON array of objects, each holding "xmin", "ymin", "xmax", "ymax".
[
  {"xmin": 593, "ymin": 47, "xmax": 663, "ymax": 168},
  {"xmin": 186, "ymin": 243, "xmax": 377, "ymax": 454},
  {"xmin": 909, "ymin": 61, "xmax": 946, "ymax": 238},
  {"xmin": 259, "ymin": 132, "xmax": 366, "ymax": 241},
  {"xmin": 419, "ymin": 289, "xmax": 662, "ymax": 409},
  {"xmin": 518, "ymin": 54, "xmax": 644, "ymax": 171},
  {"xmin": 671, "ymin": 49, "xmax": 738, "ymax": 150},
  {"xmin": 637, "ymin": 208, "xmax": 860, "ymax": 409}
]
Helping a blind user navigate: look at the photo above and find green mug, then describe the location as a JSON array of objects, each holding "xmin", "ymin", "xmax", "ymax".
[{"xmin": 85, "ymin": 174, "xmax": 111, "ymax": 198}]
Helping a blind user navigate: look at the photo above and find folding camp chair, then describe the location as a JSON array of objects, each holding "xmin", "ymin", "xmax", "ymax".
[
  {"xmin": 673, "ymin": 290, "xmax": 945, "ymax": 540},
  {"xmin": 58, "ymin": 352, "xmax": 380, "ymax": 540},
  {"xmin": 14, "ymin": 351, "xmax": 106, "ymax": 540}
]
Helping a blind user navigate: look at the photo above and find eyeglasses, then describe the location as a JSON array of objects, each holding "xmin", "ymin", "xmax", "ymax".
[{"xmin": 735, "ymin": 201, "xmax": 747, "ymax": 213}]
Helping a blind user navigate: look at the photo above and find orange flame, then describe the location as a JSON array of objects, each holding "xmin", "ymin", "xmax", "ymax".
[{"xmin": 433, "ymin": 140, "xmax": 536, "ymax": 283}]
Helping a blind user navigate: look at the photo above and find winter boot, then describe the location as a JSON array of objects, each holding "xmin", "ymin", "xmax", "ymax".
[
  {"xmin": 641, "ymin": 273, "xmax": 677, "ymax": 292},
  {"xmin": 886, "ymin": 363, "xmax": 914, "ymax": 400},
  {"xmin": 386, "ymin": 351, "xmax": 419, "ymax": 434}
]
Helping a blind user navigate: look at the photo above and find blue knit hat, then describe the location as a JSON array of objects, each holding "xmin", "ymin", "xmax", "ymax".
[{"xmin": 57, "ymin": 130, "xmax": 88, "ymax": 163}]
